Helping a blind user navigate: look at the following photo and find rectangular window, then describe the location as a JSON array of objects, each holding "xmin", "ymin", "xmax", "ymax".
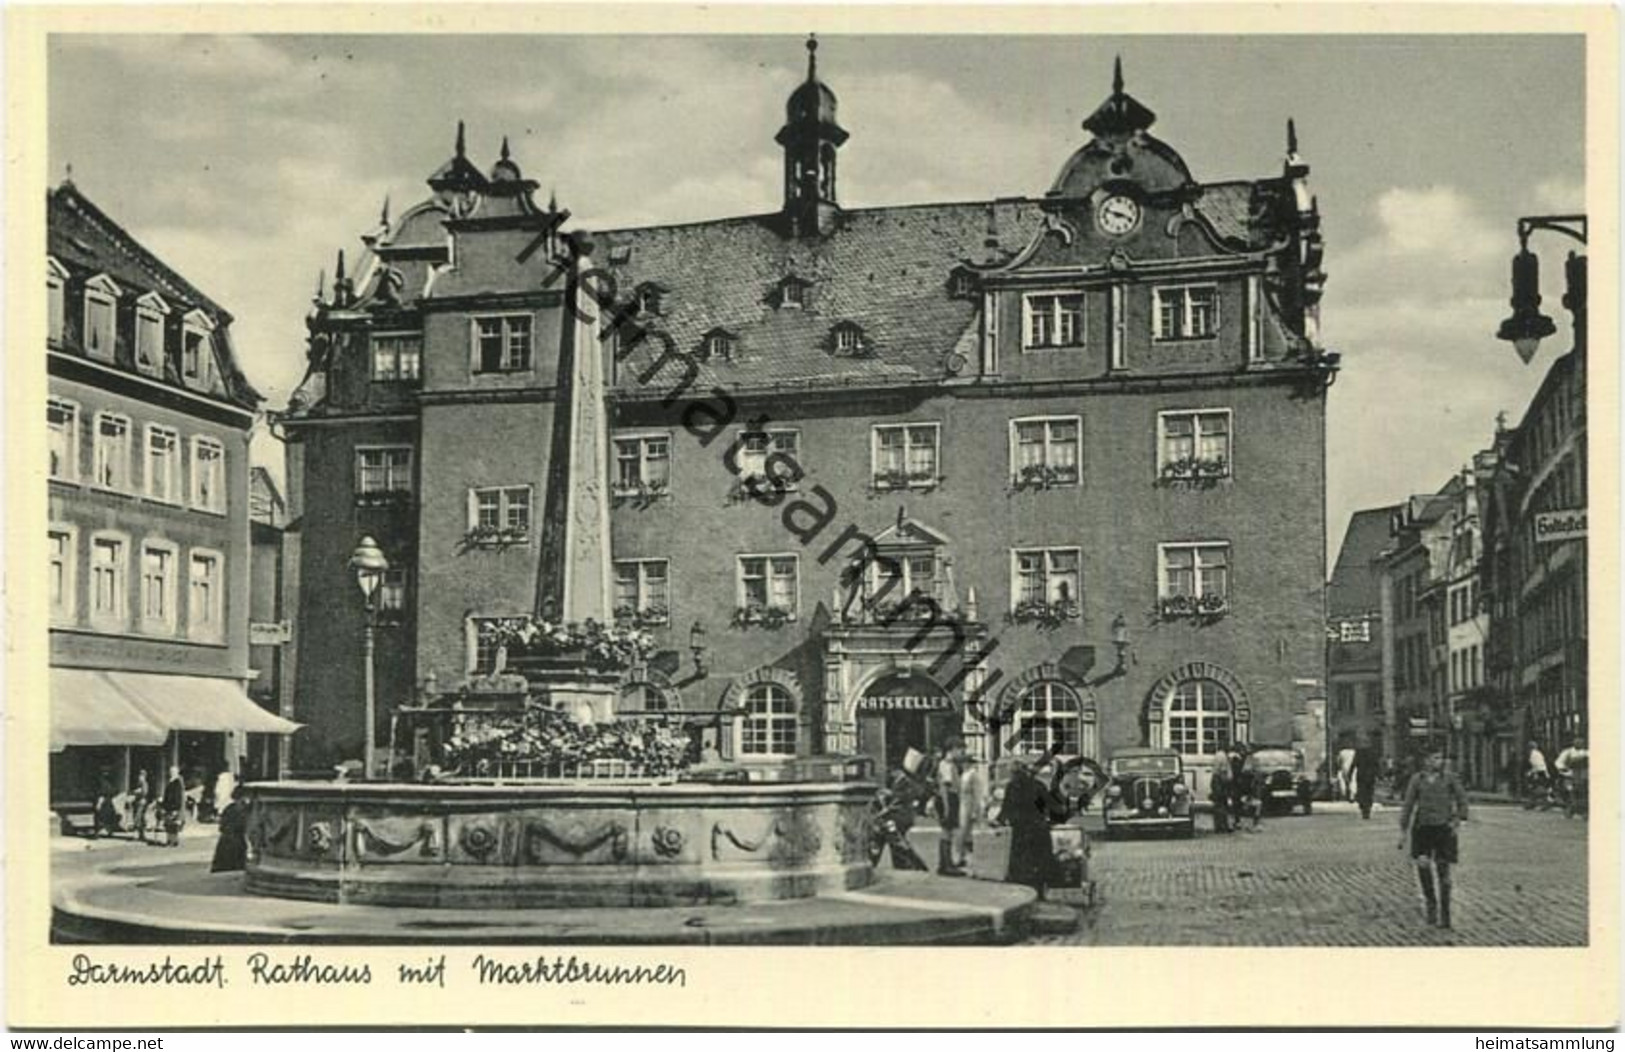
[
  {"xmin": 93, "ymin": 413, "xmax": 131, "ymax": 490},
  {"xmin": 140, "ymin": 544, "xmax": 176, "ymax": 631},
  {"xmin": 146, "ymin": 425, "xmax": 180, "ymax": 503},
  {"xmin": 738, "ymin": 555, "xmax": 799, "ymax": 618},
  {"xmin": 372, "ymin": 334, "xmax": 422, "ymax": 382},
  {"xmin": 1023, "ymin": 293, "xmax": 1085, "ymax": 349},
  {"xmin": 47, "ymin": 273, "xmax": 65, "ymax": 345},
  {"xmin": 737, "ymin": 429, "xmax": 800, "ymax": 489},
  {"xmin": 135, "ymin": 310, "xmax": 165, "ymax": 374},
  {"xmin": 355, "ymin": 447, "xmax": 413, "ymax": 501},
  {"xmin": 1011, "ymin": 417, "xmax": 1081, "ymax": 486},
  {"xmin": 1153, "ymin": 285, "xmax": 1221, "ymax": 340},
  {"xmin": 469, "ymin": 616, "xmax": 502, "ymax": 674},
  {"xmin": 49, "ymin": 529, "xmax": 74, "ymax": 621},
  {"xmin": 378, "ymin": 568, "xmax": 410, "ymax": 615},
  {"xmin": 1011, "ymin": 548, "xmax": 1082, "ymax": 611},
  {"xmin": 91, "ymin": 536, "xmax": 127, "ymax": 623},
  {"xmin": 84, "ymin": 292, "xmax": 115, "ymax": 359},
  {"xmin": 872, "ymin": 423, "xmax": 940, "ymax": 488},
  {"xmin": 468, "ymin": 486, "xmax": 532, "ymax": 540},
  {"xmin": 48, "ymin": 399, "xmax": 78, "ymax": 481},
  {"xmin": 191, "ymin": 437, "xmax": 225, "ymax": 512},
  {"xmin": 613, "ymin": 434, "xmax": 671, "ymax": 495},
  {"xmin": 188, "ymin": 552, "xmax": 222, "ymax": 640},
  {"xmin": 1159, "ymin": 542, "xmax": 1231, "ymax": 613},
  {"xmin": 182, "ymin": 328, "xmax": 208, "ymax": 383},
  {"xmin": 613, "ymin": 559, "xmax": 671, "ymax": 623},
  {"xmin": 473, "ymin": 315, "xmax": 532, "ymax": 373},
  {"xmin": 1159, "ymin": 409, "xmax": 1232, "ymax": 479}
]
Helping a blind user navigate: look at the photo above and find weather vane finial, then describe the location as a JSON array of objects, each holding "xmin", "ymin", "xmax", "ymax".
[
  {"xmin": 455, "ymin": 120, "xmax": 466, "ymax": 158},
  {"xmin": 1287, "ymin": 117, "xmax": 1299, "ymax": 156},
  {"xmin": 500, "ymin": 135, "xmax": 511, "ymax": 162},
  {"xmin": 807, "ymin": 33, "xmax": 818, "ymax": 79},
  {"xmin": 1113, "ymin": 55, "xmax": 1124, "ymax": 94}
]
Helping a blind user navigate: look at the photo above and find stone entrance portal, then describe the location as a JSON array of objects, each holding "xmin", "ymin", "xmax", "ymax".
[{"xmin": 854, "ymin": 672, "xmax": 958, "ymax": 773}]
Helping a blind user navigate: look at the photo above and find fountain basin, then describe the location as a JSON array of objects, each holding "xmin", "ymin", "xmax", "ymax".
[{"xmin": 244, "ymin": 779, "xmax": 878, "ymax": 909}]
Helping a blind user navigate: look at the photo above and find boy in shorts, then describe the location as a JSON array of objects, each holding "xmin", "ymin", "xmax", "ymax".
[{"xmin": 1398, "ymin": 749, "xmax": 1469, "ymax": 929}]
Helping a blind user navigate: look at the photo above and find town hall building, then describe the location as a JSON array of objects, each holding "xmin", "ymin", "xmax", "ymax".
[{"xmin": 281, "ymin": 45, "xmax": 1336, "ymax": 795}]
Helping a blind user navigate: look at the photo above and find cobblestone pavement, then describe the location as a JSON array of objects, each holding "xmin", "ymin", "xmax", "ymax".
[{"xmin": 1027, "ymin": 803, "xmax": 1589, "ymax": 946}]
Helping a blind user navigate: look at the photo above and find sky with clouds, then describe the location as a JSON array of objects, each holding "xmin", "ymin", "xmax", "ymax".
[{"xmin": 46, "ymin": 32, "xmax": 1586, "ymax": 555}]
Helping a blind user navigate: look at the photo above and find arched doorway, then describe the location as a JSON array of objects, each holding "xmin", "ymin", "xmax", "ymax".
[{"xmin": 855, "ymin": 672, "xmax": 955, "ymax": 775}]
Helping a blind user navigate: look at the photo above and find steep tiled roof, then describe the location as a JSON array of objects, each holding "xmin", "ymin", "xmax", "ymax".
[
  {"xmin": 48, "ymin": 184, "xmax": 261, "ymax": 410},
  {"xmin": 593, "ymin": 200, "xmax": 1045, "ymax": 395},
  {"xmin": 1329, "ymin": 505, "xmax": 1401, "ymax": 616}
]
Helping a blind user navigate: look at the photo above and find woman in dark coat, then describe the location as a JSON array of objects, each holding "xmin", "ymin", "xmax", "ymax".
[
  {"xmin": 210, "ymin": 797, "xmax": 249, "ymax": 872},
  {"xmin": 996, "ymin": 758, "xmax": 1066, "ymax": 898},
  {"xmin": 160, "ymin": 766, "xmax": 186, "ymax": 847}
]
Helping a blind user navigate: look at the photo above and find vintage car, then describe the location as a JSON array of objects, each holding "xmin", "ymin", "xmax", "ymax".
[
  {"xmin": 1242, "ymin": 744, "xmax": 1317, "ymax": 815},
  {"xmin": 1100, "ymin": 747, "xmax": 1195, "ymax": 838}
]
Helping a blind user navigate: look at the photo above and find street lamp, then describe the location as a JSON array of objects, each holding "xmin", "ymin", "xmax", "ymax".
[
  {"xmin": 1496, "ymin": 214, "xmax": 1587, "ymax": 364},
  {"xmin": 348, "ymin": 535, "xmax": 389, "ymax": 778}
]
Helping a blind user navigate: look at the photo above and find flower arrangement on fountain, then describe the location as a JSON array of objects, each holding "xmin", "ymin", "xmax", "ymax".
[
  {"xmin": 477, "ymin": 615, "xmax": 655, "ymax": 674},
  {"xmin": 443, "ymin": 705, "xmax": 691, "ymax": 779}
]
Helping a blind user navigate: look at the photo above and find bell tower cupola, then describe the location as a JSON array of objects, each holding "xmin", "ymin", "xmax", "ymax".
[{"xmin": 776, "ymin": 35, "xmax": 849, "ymax": 238}]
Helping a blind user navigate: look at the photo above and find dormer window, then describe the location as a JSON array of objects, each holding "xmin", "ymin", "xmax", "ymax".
[
  {"xmin": 46, "ymin": 257, "xmax": 67, "ymax": 346},
  {"xmin": 701, "ymin": 329, "xmax": 738, "ymax": 361},
  {"xmin": 634, "ymin": 283, "xmax": 666, "ymax": 316},
  {"xmin": 82, "ymin": 274, "xmax": 122, "ymax": 361},
  {"xmin": 134, "ymin": 292, "xmax": 170, "ymax": 376},
  {"xmin": 830, "ymin": 322, "xmax": 870, "ymax": 357},
  {"xmin": 181, "ymin": 310, "xmax": 216, "ymax": 389},
  {"xmin": 772, "ymin": 275, "xmax": 811, "ymax": 310},
  {"xmin": 948, "ymin": 268, "xmax": 977, "ymax": 299}
]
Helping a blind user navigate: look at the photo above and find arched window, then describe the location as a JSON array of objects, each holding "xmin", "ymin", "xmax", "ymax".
[
  {"xmin": 1015, "ymin": 681, "xmax": 1081, "ymax": 755},
  {"xmin": 818, "ymin": 144, "xmax": 837, "ymax": 200},
  {"xmin": 1166, "ymin": 678, "xmax": 1234, "ymax": 757},
  {"xmin": 740, "ymin": 683, "xmax": 796, "ymax": 757}
]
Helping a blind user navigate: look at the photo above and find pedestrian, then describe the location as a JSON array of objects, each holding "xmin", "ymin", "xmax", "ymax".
[
  {"xmin": 160, "ymin": 765, "xmax": 186, "ymax": 847},
  {"xmin": 92, "ymin": 769, "xmax": 120, "ymax": 838},
  {"xmin": 129, "ymin": 769, "xmax": 151, "ymax": 843},
  {"xmin": 1397, "ymin": 747, "xmax": 1469, "ymax": 929},
  {"xmin": 213, "ymin": 769, "xmax": 236, "ymax": 818},
  {"xmin": 995, "ymin": 754, "xmax": 1067, "ymax": 899},
  {"xmin": 935, "ymin": 738, "xmax": 967, "ymax": 875},
  {"xmin": 210, "ymin": 794, "xmax": 249, "ymax": 873},
  {"xmin": 1209, "ymin": 755, "xmax": 1233, "ymax": 833},
  {"xmin": 1337, "ymin": 744, "xmax": 1357, "ymax": 802},
  {"xmin": 956, "ymin": 752, "xmax": 982, "ymax": 869},
  {"xmin": 1352, "ymin": 743, "xmax": 1378, "ymax": 819}
]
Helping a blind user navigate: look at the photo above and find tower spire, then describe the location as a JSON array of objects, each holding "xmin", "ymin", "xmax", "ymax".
[
  {"xmin": 1287, "ymin": 117, "xmax": 1299, "ymax": 156},
  {"xmin": 380, "ymin": 195, "xmax": 391, "ymax": 227},
  {"xmin": 500, "ymin": 135, "xmax": 511, "ymax": 162},
  {"xmin": 1113, "ymin": 54, "xmax": 1124, "ymax": 95},
  {"xmin": 455, "ymin": 120, "xmax": 466, "ymax": 158}
]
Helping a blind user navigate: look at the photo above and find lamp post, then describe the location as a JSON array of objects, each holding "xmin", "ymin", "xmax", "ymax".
[
  {"xmin": 348, "ymin": 536, "xmax": 389, "ymax": 778},
  {"xmin": 1496, "ymin": 214, "xmax": 1587, "ymax": 363}
]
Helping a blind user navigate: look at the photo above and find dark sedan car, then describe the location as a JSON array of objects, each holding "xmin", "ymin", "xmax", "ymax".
[
  {"xmin": 1242, "ymin": 745, "xmax": 1317, "ymax": 815},
  {"xmin": 1100, "ymin": 747, "xmax": 1195, "ymax": 838}
]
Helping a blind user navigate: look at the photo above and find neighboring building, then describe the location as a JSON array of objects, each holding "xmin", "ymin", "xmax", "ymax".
[
  {"xmin": 47, "ymin": 182, "xmax": 294, "ymax": 810},
  {"xmin": 1436, "ymin": 460, "xmax": 1496, "ymax": 788},
  {"xmin": 280, "ymin": 48, "xmax": 1337, "ymax": 794},
  {"xmin": 1326, "ymin": 505, "xmax": 1398, "ymax": 759},
  {"xmin": 1481, "ymin": 349, "xmax": 1588, "ymax": 766},
  {"xmin": 248, "ymin": 466, "xmax": 297, "ymax": 779},
  {"xmin": 1376, "ymin": 495, "xmax": 1445, "ymax": 765}
]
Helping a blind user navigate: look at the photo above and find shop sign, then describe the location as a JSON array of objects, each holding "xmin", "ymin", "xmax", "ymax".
[
  {"xmin": 250, "ymin": 620, "xmax": 292, "ymax": 646},
  {"xmin": 1534, "ymin": 509, "xmax": 1586, "ymax": 544},
  {"xmin": 859, "ymin": 676, "xmax": 952, "ymax": 713}
]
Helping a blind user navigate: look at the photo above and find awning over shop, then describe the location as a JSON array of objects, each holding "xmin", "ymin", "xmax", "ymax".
[
  {"xmin": 50, "ymin": 668, "xmax": 302, "ymax": 751},
  {"xmin": 107, "ymin": 671, "xmax": 303, "ymax": 736},
  {"xmin": 50, "ymin": 669, "xmax": 168, "ymax": 751}
]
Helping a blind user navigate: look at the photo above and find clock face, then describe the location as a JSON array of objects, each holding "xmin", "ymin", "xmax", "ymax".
[{"xmin": 1097, "ymin": 194, "xmax": 1141, "ymax": 236}]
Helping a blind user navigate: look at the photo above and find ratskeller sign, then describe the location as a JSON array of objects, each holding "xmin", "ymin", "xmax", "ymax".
[{"xmin": 858, "ymin": 675, "xmax": 952, "ymax": 713}]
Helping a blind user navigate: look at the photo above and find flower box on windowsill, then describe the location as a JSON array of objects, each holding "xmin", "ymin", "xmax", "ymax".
[
  {"xmin": 613, "ymin": 604, "xmax": 669, "ymax": 629},
  {"xmin": 458, "ymin": 526, "xmax": 531, "ymax": 553},
  {"xmin": 726, "ymin": 475, "xmax": 796, "ymax": 504},
  {"xmin": 1012, "ymin": 464, "xmax": 1079, "ymax": 491},
  {"xmin": 1007, "ymin": 599, "xmax": 1080, "ymax": 629},
  {"xmin": 1158, "ymin": 593, "xmax": 1230, "ymax": 621},
  {"xmin": 731, "ymin": 604, "xmax": 795, "ymax": 629},
  {"xmin": 479, "ymin": 616, "xmax": 655, "ymax": 674},
  {"xmin": 612, "ymin": 480, "xmax": 670, "ymax": 507},
  {"xmin": 356, "ymin": 489, "xmax": 415, "ymax": 509},
  {"xmin": 870, "ymin": 470, "xmax": 940, "ymax": 493},
  {"xmin": 1158, "ymin": 457, "xmax": 1230, "ymax": 486}
]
